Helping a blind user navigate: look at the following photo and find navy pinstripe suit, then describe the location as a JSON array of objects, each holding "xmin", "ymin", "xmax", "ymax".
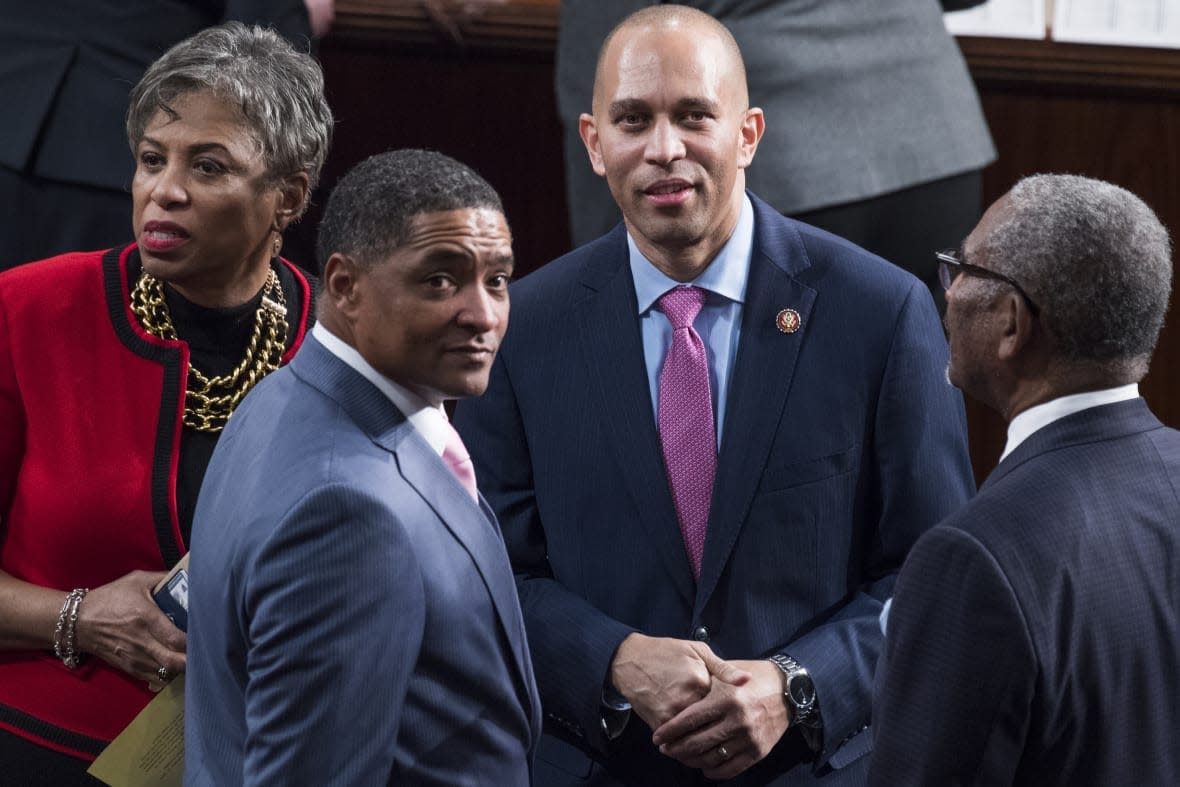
[
  {"xmin": 455, "ymin": 194, "xmax": 974, "ymax": 785},
  {"xmin": 872, "ymin": 398, "xmax": 1180, "ymax": 786}
]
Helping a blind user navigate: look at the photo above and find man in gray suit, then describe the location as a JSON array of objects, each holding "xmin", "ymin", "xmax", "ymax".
[
  {"xmin": 557, "ymin": 0, "xmax": 995, "ymax": 303},
  {"xmin": 184, "ymin": 149, "xmax": 540, "ymax": 785}
]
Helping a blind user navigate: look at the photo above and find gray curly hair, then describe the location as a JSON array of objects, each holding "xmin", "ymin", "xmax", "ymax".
[
  {"xmin": 126, "ymin": 22, "xmax": 333, "ymax": 212},
  {"xmin": 983, "ymin": 174, "xmax": 1172, "ymax": 367}
]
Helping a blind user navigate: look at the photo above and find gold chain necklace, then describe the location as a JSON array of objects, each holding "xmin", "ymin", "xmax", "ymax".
[{"xmin": 130, "ymin": 268, "xmax": 289, "ymax": 433}]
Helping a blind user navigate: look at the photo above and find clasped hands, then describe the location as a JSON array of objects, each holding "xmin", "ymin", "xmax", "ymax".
[{"xmin": 610, "ymin": 632, "xmax": 789, "ymax": 780}]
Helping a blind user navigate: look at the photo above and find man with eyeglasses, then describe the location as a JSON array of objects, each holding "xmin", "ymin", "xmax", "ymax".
[{"xmin": 871, "ymin": 174, "xmax": 1180, "ymax": 786}]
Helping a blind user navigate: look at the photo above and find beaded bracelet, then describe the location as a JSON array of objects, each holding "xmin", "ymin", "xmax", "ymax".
[{"xmin": 52, "ymin": 588, "xmax": 89, "ymax": 669}]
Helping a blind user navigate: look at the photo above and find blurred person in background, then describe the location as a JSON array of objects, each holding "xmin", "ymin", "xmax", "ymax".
[{"xmin": 0, "ymin": 0, "xmax": 333, "ymax": 270}]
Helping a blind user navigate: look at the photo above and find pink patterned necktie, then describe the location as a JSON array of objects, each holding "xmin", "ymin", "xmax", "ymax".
[
  {"xmin": 442, "ymin": 421, "xmax": 479, "ymax": 503},
  {"xmin": 657, "ymin": 286, "xmax": 716, "ymax": 578}
]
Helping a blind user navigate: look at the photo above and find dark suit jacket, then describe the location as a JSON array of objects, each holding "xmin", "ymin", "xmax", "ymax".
[
  {"xmin": 871, "ymin": 398, "xmax": 1180, "ymax": 786},
  {"xmin": 0, "ymin": 0, "xmax": 309, "ymax": 192},
  {"xmin": 454, "ymin": 194, "xmax": 974, "ymax": 786},
  {"xmin": 185, "ymin": 334, "xmax": 541, "ymax": 785}
]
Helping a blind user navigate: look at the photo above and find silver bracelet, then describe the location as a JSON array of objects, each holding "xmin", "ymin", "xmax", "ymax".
[{"xmin": 52, "ymin": 588, "xmax": 89, "ymax": 669}]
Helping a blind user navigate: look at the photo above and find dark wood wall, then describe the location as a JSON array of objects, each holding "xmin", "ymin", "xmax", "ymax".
[
  {"xmin": 299, "ymin": 8, "xmax": 1180, "ymax": 483},
  {"xmin": 288, "ymin": 43, "xmax": 568, "ymax": 277}
]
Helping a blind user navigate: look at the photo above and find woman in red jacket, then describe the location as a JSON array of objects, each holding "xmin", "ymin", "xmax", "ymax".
[{"xmin": 0, "ymin": 22, "xmax": 332, "ymax": 783}]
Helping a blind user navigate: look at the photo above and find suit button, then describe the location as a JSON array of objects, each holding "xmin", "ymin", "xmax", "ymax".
[{"xmin": 692, "ymin": 626, "xmax": 710, "ymax": 642}]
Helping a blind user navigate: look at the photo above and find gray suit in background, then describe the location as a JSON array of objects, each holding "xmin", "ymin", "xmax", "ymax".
[{"xmin": 557, "ymin": 0, "xmax": 996, "ymax": 296}]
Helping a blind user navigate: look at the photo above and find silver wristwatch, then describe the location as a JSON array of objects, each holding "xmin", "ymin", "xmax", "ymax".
[{"xmin": 768, "ymin": 653, "xmax": 821, "ymax": 728}]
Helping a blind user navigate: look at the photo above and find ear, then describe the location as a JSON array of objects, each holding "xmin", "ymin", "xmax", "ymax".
[
  {"xmin": 736, "ymin": 107, "xmax": 765, "ymax": 170},
  {"xmin": 579, "ymin": 112, "xmax": 607, "ymax": 177},
  {"xmin": 272, "ymin": 172, "xmax": 311, "ymax": 233},
  {"xmin": 996, "ymin": 292, "xmax": 1036, "ymax": 363},
  {"xmin": 321, "ymin": 252, "xmax": 363, "ymax": 318}
]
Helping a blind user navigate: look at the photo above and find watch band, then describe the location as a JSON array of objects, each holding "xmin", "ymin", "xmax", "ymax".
[
  {"xmin": 600, "ymin": 686, "xmax": 632, "ymax": 740},
  {"xmin": 768, "ymin": 653, "xmax": 821, "ymax": 729}
]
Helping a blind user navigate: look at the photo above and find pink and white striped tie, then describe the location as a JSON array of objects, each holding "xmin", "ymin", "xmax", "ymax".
[
  {"xmin": 442, "ymin": 421, "xmax": 479, "ymax": 503},
  {"xmin": 657, "ymin": 286, "xmax": 716, "ymax": 578}
]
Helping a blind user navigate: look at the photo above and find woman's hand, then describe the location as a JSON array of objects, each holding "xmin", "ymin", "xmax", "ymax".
[{"xmin": 74, "ymin": 570, "xmax": 187, "ymax": 688}]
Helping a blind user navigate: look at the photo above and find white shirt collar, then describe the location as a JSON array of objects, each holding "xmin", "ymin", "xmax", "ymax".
[
  {"xmin": 1001, "ymin": 383, "xmax": 1140, "ymax": 461},
  {"xmin": 311, "ymin": 322, "xmax": 451, "ymax": 456},
  {"xmin": 628, "ymin": 194, "xmax": 754, "ymax": 312}
]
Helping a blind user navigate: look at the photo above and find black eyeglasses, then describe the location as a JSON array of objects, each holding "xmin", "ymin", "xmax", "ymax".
[{"xmin": 935, "ymin": 249, "xmax": 1040, "ymax": 315}]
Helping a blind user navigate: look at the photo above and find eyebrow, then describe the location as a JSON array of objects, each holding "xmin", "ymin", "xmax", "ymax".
[
  {"xmin": 675, "ymin": 97, "xmax": 719, "ymax": 113},
  {"xmin": 416, "ymin": 249, "xmax": 516, "ymax": 269},
  {"xmin": 608, "ymin": 98, "xmax": 649, "ymax": 116},
  {"xmin": 138, "ymin": 135, "xmax": 232, "ymax": 157},
  {"xmin": 607, "ymin": 97, "xmax": 719, "ymax": 116}
]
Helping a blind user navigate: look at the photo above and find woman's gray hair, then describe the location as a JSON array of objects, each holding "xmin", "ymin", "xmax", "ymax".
[
  {"xmin": 984, "ymin": 174, "xmax": 1172, "ymax": 364},
  {"xmin": 126, "ymin": 22, "xmax": 333, "ymax": 209}
]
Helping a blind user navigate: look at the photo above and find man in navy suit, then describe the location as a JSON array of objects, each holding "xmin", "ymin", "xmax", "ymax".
[
  {"xmin": 185, "ymin": 150, "xmax": 540, "ymax": 785},
  {"xmin": 870, "ymin": 175, "xmax": 1180, "ymax": 786},
  {"xmin": 453, "ymin": 7, "xmax": 973, "ymax": 785}
]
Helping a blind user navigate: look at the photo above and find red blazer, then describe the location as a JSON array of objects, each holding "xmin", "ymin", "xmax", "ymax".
[{"xmin": 0, "ymin": 243, "xmax": 313, "ymax": 759}]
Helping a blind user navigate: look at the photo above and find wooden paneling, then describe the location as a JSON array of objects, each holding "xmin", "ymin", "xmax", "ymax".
[
  {"xmin": 958, "ymin": 36, "xmax": 1180, "ymax": 95},
  {"xmin": 285, "ymin": 21, "xmax": 568, "ymax": 278},
  {"xmin": 334, "ymin": 0, "xmax": 559, "ymax": 51}
]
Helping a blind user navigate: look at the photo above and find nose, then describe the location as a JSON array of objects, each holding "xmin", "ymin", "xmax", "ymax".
[
  {"xmin": 457, "ymin": 283, "xmax": 504, "ymax": 334},
  {"xmin": 147, "ymin": 164, "xmax": 189, "ymax": 209},
  {"xmin": 644, "ymin": 117, "xmax": 686, "ymax": 166}
]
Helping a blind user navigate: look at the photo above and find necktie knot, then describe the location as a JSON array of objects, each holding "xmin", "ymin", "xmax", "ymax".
[{"xmin": 659, "ymin": 286, "xmax": 707, "ymax": 330}]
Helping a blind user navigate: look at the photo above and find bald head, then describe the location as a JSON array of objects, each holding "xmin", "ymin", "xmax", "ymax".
[
  {"xmin": 593, "ymin": 5, "xmax": 749, "ymax": 113},
  {"xmin": 577, "ymin": 3, "xmax": 764, "ymax": 279}
]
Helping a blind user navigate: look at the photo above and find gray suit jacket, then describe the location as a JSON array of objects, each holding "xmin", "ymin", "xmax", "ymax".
[
  {"xmin": 556, "ymin": 0, "xmax": 995, "ymax": 244},
  {"xmin": 185, "ymin": 333, "xmax": 541, "ymax": 786}
]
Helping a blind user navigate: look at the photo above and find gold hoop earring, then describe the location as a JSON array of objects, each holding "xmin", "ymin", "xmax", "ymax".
[{"xmin": 272, "ymin": 233, "xmax": 283, "ymax": 258}]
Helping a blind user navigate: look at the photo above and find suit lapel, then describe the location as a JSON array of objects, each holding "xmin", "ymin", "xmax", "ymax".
[
  {"xmin": 292, "ymin": 335, "xmax": 538, "ymax": 711},
  {"xmin": 696, "ymin": 201, "xmax": 817, "ymax": 611},
  {"xmin": 574, "ymin": 230, "xmax": 696, "ymax": 604},
  {"xmin": 396, "ymin": 446, "xmax": 538, "ymax": 709},
  {"xmin": 981, "ymin": 398, "xmax": 1162, "ymax": 492}
]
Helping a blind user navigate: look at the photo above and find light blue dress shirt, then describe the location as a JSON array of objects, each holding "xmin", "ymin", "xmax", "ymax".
[{"xmin": 628, "ymin": 195, "xmax": 754, "ymax": 447}]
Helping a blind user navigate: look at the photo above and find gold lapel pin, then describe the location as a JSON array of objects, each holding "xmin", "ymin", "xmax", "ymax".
[{"xmin": 775, "ymin": 308, "xmax": 802, "ymax": 334}]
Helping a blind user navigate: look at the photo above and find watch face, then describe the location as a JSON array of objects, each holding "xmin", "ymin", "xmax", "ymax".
[{"xmin": 789, "ymin": 674, "xmax": 816, "ymax": 707}]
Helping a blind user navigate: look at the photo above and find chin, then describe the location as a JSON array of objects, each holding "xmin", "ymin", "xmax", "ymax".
[
  {"xmin": 437, "ymin": 376, "xmax": 492, "ymax": 402},
  {"xmin": 139, "ymin": 253, "xmax": 186, "ymax": 278}
]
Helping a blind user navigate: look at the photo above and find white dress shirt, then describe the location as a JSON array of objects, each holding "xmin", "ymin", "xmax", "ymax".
[{"xmin": 312, "ymin": 322, "xmax": 452, "ymax": 457}]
